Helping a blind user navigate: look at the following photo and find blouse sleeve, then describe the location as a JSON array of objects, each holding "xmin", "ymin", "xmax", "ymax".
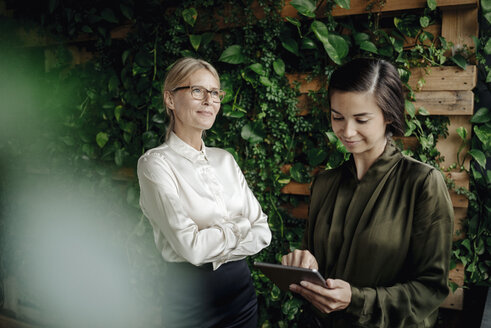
[
  {"xmin": 220, "ymin": 159, "xmax": 272, "ymax": 264},
  {"xmin": 345, "ymin": 169, "xmax": 454, "ymax": 327},
  {"xmin": 137, "ymin": 154, "xmax": 252, "ymax": 267}
]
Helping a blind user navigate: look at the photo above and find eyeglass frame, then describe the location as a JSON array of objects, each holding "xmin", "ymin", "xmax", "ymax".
[{"xmin": 171, "ymin": 85, "xmax": 226, "ymax": 103}]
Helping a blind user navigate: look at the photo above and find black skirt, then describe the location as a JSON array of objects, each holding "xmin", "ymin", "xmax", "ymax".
[{"xmin": 161, "ymin": 259, "xmax": 257, "ymax": 328}]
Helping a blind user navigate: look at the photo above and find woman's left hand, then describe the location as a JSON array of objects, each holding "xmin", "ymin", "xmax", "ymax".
[{"xmin": 289, "ymin": 278, "xmax": 351, "ymax": 314}]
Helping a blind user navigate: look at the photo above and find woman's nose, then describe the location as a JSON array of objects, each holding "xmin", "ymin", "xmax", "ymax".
[
  {"xmin": 343, "ymin": 121, "xmax": 357, "ymax": 138},
  {"xmin": 202, "ymin": 91, "xmax": 212, "ymax": 105}
]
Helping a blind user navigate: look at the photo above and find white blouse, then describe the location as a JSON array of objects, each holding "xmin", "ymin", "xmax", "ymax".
[{"xmin": 137, "ymin": 132, "xmax": 272, "ymax": 270}]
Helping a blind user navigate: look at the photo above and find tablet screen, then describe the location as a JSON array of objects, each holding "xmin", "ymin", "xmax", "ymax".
[{"xmin": 254, "ymin": 262, "xmax": 327, "ymax": 291}]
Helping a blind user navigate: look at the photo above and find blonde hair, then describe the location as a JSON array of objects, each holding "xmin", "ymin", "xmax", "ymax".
[{"xmin": 162, "ymin": 57, "xmax": 220, "ymax": 140}]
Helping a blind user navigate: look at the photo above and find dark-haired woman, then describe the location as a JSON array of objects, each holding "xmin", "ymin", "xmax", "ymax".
[{"xmin": 282, "ymin": 58, "xmax": 453, "ymax": 327}]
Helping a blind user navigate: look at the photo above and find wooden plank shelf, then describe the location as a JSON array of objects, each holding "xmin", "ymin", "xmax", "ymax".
[
  {"xmin": 408, "ymin": 66, "xmax": 477, "ymax": 91},
  {"xmin": 412, "ymin": 91, "xmax": 474, "ymax": 115},
  {"xmin": 279, "ymin": 0, "xmax": 477, "ymax": 18},
  {"xmin": 441, "ymin": 287, "xmax": 464, "ymax": 310},
  {"xmin": 295, "ymin": 90, "xmax": 474, "ymax": 116},
  {"xmin": 288, "ymin": 66, "xmax": 477, "ymax": 93},
  {"xmin": 0, "ymin": 314, "xmax": 36, "ymax": 328}
]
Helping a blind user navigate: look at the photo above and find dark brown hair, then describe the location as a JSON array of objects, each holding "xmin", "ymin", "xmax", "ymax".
[{"xmin": 328, "ymin": 58, "xmax": 405, "ymax": 136}]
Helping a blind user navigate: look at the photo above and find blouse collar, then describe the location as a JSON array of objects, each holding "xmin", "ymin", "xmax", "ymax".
[
  {"xmin": 166, "ymin": 131, "xmax": 208, "ymax": 163},
  {"xmin": 347, "ymin": 138, "xmax": 403, "ymax": 183}
]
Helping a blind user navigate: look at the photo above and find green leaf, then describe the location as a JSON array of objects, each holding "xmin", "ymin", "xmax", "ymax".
[
  {"xmin": 307, "ymin": 148, "xmax": 327, "ymax": 166},
  {"xmin": 353, "ymin": 32, "xmax": 369, "ymax": 45},
  {"xmin": 334, "ymin": 0, "xmax": 351, "ymax": 9},
  {"xmin": 273, "ymin": 58, "xmax": 285, "ymax": 76},
  {"xmin": 420, "ymin": 16, "xmax": 430, "ymax": 28},
  {"xmin": 189, "ymin": 34, "xmax": 202, "ymax": 51},
  {"xmin": 474, "ymin": 125, "xmax": 491, "ymax": 149},
  {"xmin": 484, "ymin": 39, "xmax": 491, "ymax": 55},
  {"xmin": 81, "ymin": 25, "xmax": 93, "ymax": 33},
  {"xmin": 114, "ymin": 105, "xmax": 123, "ymax": 122},
  {"xmin": 487, "ymin": 70, "xmax": 491, "ymax": 83},
  {"xmin": 311, "ymin": 20, "xmax": 329, "ymax": 43},
  {"xmin": 360, "ymin": 40, "xmax": 378, "ymax": 53},
  {"xmin": 281, "ymin": 37, "xmax": 299, "ymax": 56},
  {"xmin": 482, "ymin": 0, "xmax": 491, "ymax": 13},
  {"xmin": 96, "ymin": 132, "xmax": 109, "ymax": 148},
  {"xmin": 201, "ymin": 32, "xmax": 214, "ymax": 46},
  {"xmin": 49, "ymin": 0, "xmax": 58, "ymax": 13},
  {"xmin": 122, "ymin": 49, "xmax": 131, "ymax": 65},
  {"xmin": 180, "ymin": 49, "xmax": 194, "ymax": 58},
  {"xmin": 101, "ymin": 8, "xmax": 118, "ymax": 23},
  {"xmin": 469, "ymin": 149, "xmax": 486, "ymax": 168},
  {"xmin": 450, "ymin": 54, "xmax": 467, "ymax": 70},
  {"xmin": 456, "ymin": 126, "xmax": 467, "ymax": 140},
  {"xmin": 405, "ymin": 100, "xmax": 416, "ymax": 118},
  {"xmin": 311, "ymin": 21, "xmax": 348, "ymax": 64},
  {"xmin": 289, "ymin": 163, "xmax": 306, "ymax": 182},
  {"xmin": 427, "ymin": 0, "xmax": 437, "ymax": 10},
  {"xmin": 471, "ymin": 107, "xmax": 491, "ymax": 123},
  {"xmin": 378, "ymin": 46, "xmax": 393, "ymax": 57},
  {"xmin": 115, "ymin": 148, "xmax": 124, "ymax": 166},
  {"xmin": 182, "ymin": 8, "xmax": 198, "ymax": 27},
  {"xmin": 418, "ymin": 107, "xmax": 430, "ymax": 116},
  {"xmin": 285, "ymin": 17, "xmax": 301, "ymax": 28},
  {"xmin": 241, "ymin": 123, "xmax": 264, "ymax": 144},
  {"xmin": 120, "ymin": 4, "xmax": 133, "ymax": 20},
  {"xmin": 142, "ymin": 131, "xmax": 159, "ymax": 148},
  {"xmin": 301, "ymin": 37, "xmax": 317, "ymax": 49},
  {"xmin": 219, "ymin": 45, "xmax": 246, "ymax": 64},
  {"xmin": 259, "ymin": 76, "xmax": 272, "ymax": 87},
  {"xmin": 485, "ymin": 12, "xmax": 491, "ymax": 24},
  {"xmin": 249, "ymin": 63, "xmax": 265, "ymax": 75},
  {"xmin": 290, "ymin": 0, "xmax": 316, "ymax": 18}
]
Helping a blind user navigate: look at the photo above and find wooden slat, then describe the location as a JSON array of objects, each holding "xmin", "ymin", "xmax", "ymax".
[
  {"xmin": 281, "ymin": 202, "xmax": 309, "ymax": 219},
  {"xmin": 280, "ymin": 181, "xmax": 311, "ymax": 195},
  {"xmin": 296, "ymin": 94, "xmax": 314, "ymax": 116},
  {"xmin": 441, "ymin": 7, "xmax": 479, "ymax": 55},
  {"xmin": 449, "ymin": 263, "xmax": 465, "ymax": 287},
  {"xmin": 0, "ymin": 314, "xmax": 36, "ymax": 328},
  {"xmin": 280, "ymin": 0, "xmax": 477, "ymax": 18},
  {"xmin": 437, "ymin": 116, "xmax": 472, "ymax": 170},
  {"xmin": 412, "ymin": 91, "xmax": 474, "ymax": 115},
  {"xmin": 407, "ymin": 66, "xmax": 477, "ymax": 91},
  {"xmin": 441, "ymin": 287, "xmax": 464, "ymax": 310},
  {"xmin": 287, "ymin": 73, "xmax": 324, "ymax": 93},
  {"xmin": 288, "ymin": 66, "xmax": 477, "ymax": 95},
  {"xmin": 453, "ymin": 207, "xmax": 467, "ymax": 241},
  {"xmin": 403, "ymin": 25, "xmax": 441, "ymax": 48},
  {"xmin": 17, "ymin": 24, "xmax": 132, "ymax": 47},
  {"xmin": 112, "ymin": 167, "xmax": 135, "ymax": 181},
  {"xmin": 393, "ymin": 136, "xmax": 419, "ymax": 150}
]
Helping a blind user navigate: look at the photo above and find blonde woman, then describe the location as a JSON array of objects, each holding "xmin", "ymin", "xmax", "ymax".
[{"xmin": 137, "ymin": 57, "xmax": 271, "ymax": 327}]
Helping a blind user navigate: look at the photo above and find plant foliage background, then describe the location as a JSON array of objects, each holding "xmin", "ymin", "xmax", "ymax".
[{"xmin": 0, "ymin": 0, "xmax": 490, "ymax": 327}]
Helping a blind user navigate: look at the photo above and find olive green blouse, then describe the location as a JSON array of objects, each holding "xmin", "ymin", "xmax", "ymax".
[{"xmin": 303, "ymin": 140, "xmax": 454, "ymax": 328}]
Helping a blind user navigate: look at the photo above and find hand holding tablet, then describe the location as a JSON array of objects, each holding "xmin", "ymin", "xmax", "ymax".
[{"xmin": 254, "ymin": 262, "xmax": 328, "ymax": 291}]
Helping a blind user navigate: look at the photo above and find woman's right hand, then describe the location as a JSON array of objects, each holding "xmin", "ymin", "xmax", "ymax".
[{"xmin": 281, "ymin": 249, "xmax": 319, "ymax": 270}]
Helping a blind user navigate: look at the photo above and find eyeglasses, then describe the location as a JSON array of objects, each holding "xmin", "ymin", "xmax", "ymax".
[{"xmin": 172, "ymin": 85, "xmax": 226, "ymax": 103}]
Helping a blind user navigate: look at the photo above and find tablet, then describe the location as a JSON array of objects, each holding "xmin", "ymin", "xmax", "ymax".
[{"xmin": 254, "ymin": 262, "xmax": 327, "ymax": 291}]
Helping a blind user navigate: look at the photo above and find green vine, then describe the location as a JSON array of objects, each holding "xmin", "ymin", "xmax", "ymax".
[{"xmin": 1, "ymin": 0, "xmax": 490, "ymax": 326}]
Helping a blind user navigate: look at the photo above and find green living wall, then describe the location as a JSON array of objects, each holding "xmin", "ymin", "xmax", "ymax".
[{"xmin": 0, "ymin": 0, "xmax": 490, "ymax": 327}]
